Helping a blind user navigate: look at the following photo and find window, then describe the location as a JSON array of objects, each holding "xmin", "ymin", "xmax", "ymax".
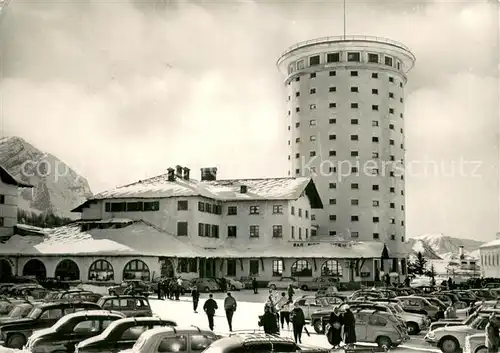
[
  {"xmin": 372, "ymin": 185, "xmax": 379, "ymax": 191},
  {"xmin": 389, "ymin": 76, "xmax": 394, "ymax": 83},
  {"xmin": 309, "ymin": 119, "xmax": 316, "ymax": 126},
  {"xmin": 198, "ymin": 202, "xmax": 205, "ymax": 212},
  {"xmin": 322, "ymin": 260, "xmax": 343, "ymax": 277},
  {"xmin": 310, "ymin": 135, "xmax": 316, "ymax": 141},
  {"xmin": 372, "ymin": 121, "xmax": 379, "ymax": 127},
  {"xmin": 123, "ymin": 260, "xmax": 150, "ymax": 281},
  {"xmin": 295, "ymin": 153, "xmax": 299, "ymax": 159},
  {"xmin": 295, "ymin": 107, "xmax": 300, "ymax": 112},
  {"xmin": 368, "ymin": 53, "xmax": 379, "ymax": 63},
  {"xmin": 350, "ymin": 71, "xmax": 358, "ymax": 76},
  {"xmin": 390, "ymin": 234, "xmax": 396, "ymax": 241},
  {"xmin": 350, "ymin": 87, "xmax": 359, "ymax": 92},
  {"xmin": 295, "ymin": 92, "xmax": 300, "ymax": 97},
  {"xmin": 249, "ymin": 206, "xmax": 259, "ymax": 215},
  {"xmin": 329, "ymin": 70, "xmax": 336, "ymax": 76},
  {"xmin": 347, "ymin": 52, "xmax": 360, "ymax": 62},
  {"xmin": 389, "ymin": 92, "xmax": 394, "ymax": 99},
  {"xmin": 351, "ymin": 151, "xmax": 358, "ymax": 157},
  {"xmin": 177, "ymin": 222, "xmax": 188, "ymax": 236},
  {"xmin": 390, "ymin": 187, "xmax": 395, "ymax": 193},
  {"xmin": 329, "ymin": 150, "xmax": 336, "ymax": 156},
  {"xmin": 372, "ymin": 73, "xmax": 378, "ymax": 79},
  {"xmin": 158, "ymin": 335, "xmax": 187, "ymax": 353},
  {"xmin": 126, "ymin": 202, "xmax": 143, "ymax": 212},
  {"xmin": 272, "ymin": 260, "xmax": 283, "ymax": 276},
  {"xmin": 310, "ymin": 104, "xmax": 316, "ymax": 110},
  {"xmin": 329, "ymin": 86, "xmax": 336, "ymax": 92},
  {"xmin": 310, "ymin": 88, "xmax": 316, "ymax": 94},
  {"xmin": 372, "ymin": 89, "xmax": 378, "ymax": 95},
  {"xmin": 373, "ymin": 217, "xmax": 379, "ymax": 223},
  {"xmin": 329, "ymin": 102, "xmax": 337, "ymax": 108},
  {"xmin": 389, "ymin": 139, "xmax": 394, "ymax": 145},
  {"xmin": 327, "ymin": 53, "xmax": 340, "ymax": 63},
  {"xmin": 249, "ymin": 259, "xmax": 260, "ymax": 276},
  {"xmin": 372, "ymin": 105, "xmax": 378, "ymax": 111},
  {"xmin": 389, "ymin": 124, "xmax": 394, "ymax": 130},
  {"xmin": 295, "ymin": 122, "xmax": 300, "ymax": 128},
  {"xmin": 249, "ymin": 225, "xmax": 259, "ymax": 237},
  {"xmin": 273, "ymin": 205, "xmax": 283, "ymax": 214},
  {"xmin": 350, "ymin": 135, "xmax": 358, "ymax": 141},
  {"xmin": 389, "ymin": 108, "xmax": 394, "ymax": 114},
  {"xmin": 297, "ymin": 60, "xmax": 304, "ymax": 70},
  {"xmin": 273, "ymin": 225, "xmax": 283, "ymax": 238},
  {"xmin": 309, "ymin": 55, "xmax": 320, "ymax": 66},
  {"xmin": 351, "ymin": 183, "xmax": 359, "ymax": 189},
  {"xmin": 227, "ymin": 206, "xmax": 237, "ymax": 215},
  {"xmin": 310, "ymin": 151, "xmax": 316, "ymax": 157},
  {"xmin": 0, "ymin": 217, "xmax": 3, "ymax": 227},
  {"xmin": 143, "ymin": 201, "xmax": 160, "ymax": 211},
  {"xmin": 329, "ymin": 215, "xmax": 337, "ymax": 221},
  {"xmin": 351, "ymin": 199, "xmax": 359, "ymax": 205},
  {"xmin": 351, "ymin": 216, "xmax": 359, "ymax": 221},
  {"xmin": 372, "ymin": 152, "xmax": 379, "ymax": 158},
  {"xmin": 73, "ymin": 320, "xmax": 100, "ymax": 334},
  {"xmin": 372, "ymin": 137, "xmax": 379, "ymax": 143},
  {"xmin": 120, "ymin": 325, "xmax": 149, "ymax": 340},
  {"xmin": 329, "ymin": 231, "xmax": 336, "ymax": 236},
  {"xmin": 291, "ymin": 260, "xmax": 312, "ymax": 277},
  {"xmin": 329, "ymin": 199, "xmax": 336, "ymax": 205},
  {"xmin": 88, "ymin": 260, "xmax": 114, "ymax": 281},
  {"xmin": 226, "ymin": 260, "xmax": 236, "ymax": 277},
  {"xmin": 177, "ymin": 200, "xmax": 188, "ymax": 210},
  {"xmin": 310, "ymin": 72, "xmax": 316, "ymax": 78},
  {"xmin": 329, "ymin": 182, "xmax": 336, "ymax": 189},
  {"xmin": 385, "ymin": 56, "xmax": 393, "ymax": 67},
  {"xmin": 305, "ymin": 210, "xmax": 309, "ymax": 219},
  {"xmin": 227, "ymin": 226, "xmax": 237, "ymax": 238},
  {"xmin": 351, "ymin": 103, "xmax": 358, "ymax": 109},
  {"xmin": 291, "ymin": 206, "xmax": 295, "ymax": 215},
  {"xmin": 109, "ymin": 202, "xmax": 126, "ymax": 212},
  {"xmin": 373, "ymin": 233, "xmax": 380, "ymax": 240},
  {"xmin": 351, "ymin": 119, "xmax": 358, "ymax": 125},
  {"xmin": 329, "ymin": 134, "xmax": 336, "ymax": 140},
  {"xmin": 291, "ymin": 226, "xmax": 295, "ymax": 239},
  {"xmin": 351, "ymin": 232, "xmax": 359, "ymax": 238}
]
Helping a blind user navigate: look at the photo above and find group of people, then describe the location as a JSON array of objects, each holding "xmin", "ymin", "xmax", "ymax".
[
  {"xmin": 327, "ymin": 305, "xmax": 357, "ymax": 349},
  {"xmin": 200, "ymin": 292, "xmax": 238, "ymax": 332},
  {"xmin": 156, "ymin": 277, "xmax": 184, "ymax": 300}
]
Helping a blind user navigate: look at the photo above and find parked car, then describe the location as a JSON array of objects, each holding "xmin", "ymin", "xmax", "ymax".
[
  {"xmin": 397, "ymin": 295, "xmax": 443, "ymax": 321},
  {"xmin": 108, "ymin": 280, "xmax": 153, "ymax": 297},
  {"xmin": 24, "ymin": 310, "xmax": 126, "ymax": 353},
  {"xmin": 226, "ymin": 278, "xmax": 244, "ymax": 291},
  {"xmin": 464, "ymin": 333, "xmax": 487, "ymax": 353},
  {"xmin": 238, "ymin": 277, "xmax": 253, "ymax": 289},
  {"xmin": 372, "ymin": 299, "xmax": 430, "ymax": 335},
  {"xmin": 38, "ymin": 278, "xmax": 71, "ymax": 291},
  {"xmin": 324, "ymin": 308, "xmax": 409, "ymax": 349},
  {"xmin": 191, "ymin": 278, "xmax": 220, "ymax": 292},
  {"xmin": 124, "ymin": 326, "xmax": 220, "ymax": 353},
  {"xmin": 280, "ymin": 295, "xmax": 332, "ymax": 320},
  {"xmin": 58, "ymin": 290, "xmax": 102, "ymax": 303},
  {"xmin": 0, "ymin": 301, "xmax": 101, "ymax": 349},
  {"xmin": 98, "ymin": 295, "xmax": 153, "ymax": 317},
  {"xmin": 297, "ymin": 277, "xmax": 338, "ymax": 291},
  {"xmin": 0, "ymin": 297, "xmax": 37, "ymax": 315},
  {"xmin": 424, "ymin": 313, "xmax": 492, "ymax": 353},
  {"xmin": 75, "ymin": 316, "xmax": 177, "ymax": 353},
  {"xmin": 268, "ymin": 277, "xmax": 298, "ymax": 290},
  {"xmin": 204, "ymin": 333, "xmax": 329, "ymax": 353},
  {"xmin": 0, "ymin": 302, "xmax": 39, "ymax": 323}
]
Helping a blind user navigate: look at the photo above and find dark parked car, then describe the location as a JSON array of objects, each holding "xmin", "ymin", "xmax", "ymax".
[
  {"xmin": 24, "ymin": 310, "xmax": 126, "ymax": 353},
  {"xmin": 55, "ymin": 290, "xmax": 102, "ymax": 303},
  {"xmin": 108, "ymin": 280, "xmax": 153, "ymax": 297},
  {"xmin": 0, "ymin": 302, "xmax": 39, "ymax": 323},
  {"xmin": 0, "ymin": 301, "xmax": 101, "ymax": 349},
  {"xmin": 75, "ymin": 316, "xmax": 177, "ymax": 353},
  {"xmin": 98, "ymin": 296, "xmax": 153, "ymax": 317},
  {"xmin": 39, "ymin": 278, "xmax": 71, "ymax": 291}
]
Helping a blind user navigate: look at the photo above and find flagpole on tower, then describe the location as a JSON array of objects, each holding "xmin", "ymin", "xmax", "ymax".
[{"xmin": 343, "ymin": 0, "xmax": 347, "ymax": 39}]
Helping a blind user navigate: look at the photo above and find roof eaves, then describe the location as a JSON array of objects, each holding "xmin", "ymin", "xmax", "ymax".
[{"xmin": 0, "ymin": 165, "xmax": 33, "ymax": 188}]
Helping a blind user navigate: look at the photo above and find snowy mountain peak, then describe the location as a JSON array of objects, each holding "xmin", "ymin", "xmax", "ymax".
[
  {"xmin": 0, "ymin": 136, "xmax": 93, "ymax": 218},
  {"xmin": 407, "ymin": 233, "xmax": 484, "ymax": 259}
]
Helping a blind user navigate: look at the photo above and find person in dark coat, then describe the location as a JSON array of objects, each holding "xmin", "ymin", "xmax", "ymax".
[
  {"xmin": 486, "ymin": 313, "xmax": 499, "ymax": 353},
  {"xmin": 259, "ymin": 303, "xmax": 279, "ymax": 334},
  {"xmin": 203, "ymin": 293, "xmax": 218, "ymax": 331},
  {"xmin": 384, "ymin": 273, "xmax": 390, "ymax": 287},
  {"xmin": 404, "ymin": 276, "xmax": 411, "ymax": 287},
  {"xmin": 157, "ymin": 281, "xmax": 162, "ymax": 300},
  {"xmin": 287, "ymin": 284, "xmax": 295, "ymax": 302},
  {"xmin": 290, "ymin": 302, "xmax": 306, "ymax": 343},
  {"xmin": 328, "ymin": 306, "xmax": 344, "ymax": 348},
  {"xmin": 192, "ymin": 286, "xmax": 200, "ymax": 313},
  {"xmin": 252, "ymin": 278, "xmax": 258, "ymax": 294},
  {"xmin": 342, "ymin": 305, "xmax": 356, "ymax": 347}
]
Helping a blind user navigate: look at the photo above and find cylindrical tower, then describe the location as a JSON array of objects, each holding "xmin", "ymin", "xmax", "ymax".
[{"xmin": 277, "ymin": 35, "xmax": 415, "ymax": 259}]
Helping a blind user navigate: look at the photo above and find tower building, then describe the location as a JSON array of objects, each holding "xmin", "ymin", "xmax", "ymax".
[{"xmin": 277, "ymin": 36, "xmax": 415, "ymax": 259}]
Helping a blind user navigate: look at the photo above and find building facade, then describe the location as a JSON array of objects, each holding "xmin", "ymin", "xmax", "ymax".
[
  {"xmin": 479, "ymin": 233, "xmax": 500, "ymax": 278},
  {"xmin": 276, "ymin": 36, "xmax": 415, "ymax": 262}
]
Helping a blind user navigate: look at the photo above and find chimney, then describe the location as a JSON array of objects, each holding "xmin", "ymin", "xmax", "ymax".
[
  {"xmin": 175, "ymin": 165, "xmax": 183, "ymax": 177},
  {"xmin": 183, "ymin": 167, "xmax": 190, "ymax": 180},
  {"xmin": 496, "ymin": 232, "xmax": 500, "ymax": 240},
  {"xmin": 459, "ymin": 245, "xmax": 464, "ymax": 259},
  {"xmin": 240, "ymin": 185, "xmax": 247, "ymax": 193},
  {"xmin": 167, "ymin": 168, "xmax": 175, "ymax": 182},
  {"xmin": 200, "ymin": 167, "xmax": 217, "ymax": 181}
]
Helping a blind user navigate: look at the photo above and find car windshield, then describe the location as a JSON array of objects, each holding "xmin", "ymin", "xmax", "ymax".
[
  {"xmin": 8, "ymin": 304, "xmax": 30, "ymax": 317},
  {"xmin": 392, "ymin": 304, "xmax": 404, "ymax": 313},
  {"xmin": 470, "ymin": 317, "xmax": 487, "ymax": 329},
  {"xmin": 28, "ymin": 307, "xmax": 43, "ymax": 319},
  {"xmin": 51, "ymin": 315, "xmax": 73, "ymax": 331}
]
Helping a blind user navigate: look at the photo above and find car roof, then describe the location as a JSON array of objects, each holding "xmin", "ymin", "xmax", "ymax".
[
  {"xmin": 139, "ymin": 326, "xmax": 210, "ymax": 340},
  {"xmin": 105, "ymin": 316, "xmax": 177, "ymax": 330},
  {"xmin": 100, "ymin": 295, "xmax": 148, "ymax": 300},
  {"xmin": 218, "ymin": 333, "xmax": 296, "ymax": 346},
  {"xmin": 38, "ymin": 301, "xmax": 99, "ymax": 309},
  {"xmin": 62, "ymin": 310, "xmax": 125, "ymax": 319}
]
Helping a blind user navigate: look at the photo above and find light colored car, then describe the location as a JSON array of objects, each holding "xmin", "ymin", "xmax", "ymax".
[
  {"xmin": 268, "ymin": 277, "xmax": 298, "ymax": 290},
  {"xmin": 372, "ymin": 299, "xmax": 430, "ymax": 335},
  {"xmin": 226, "ymin": 279, "xmax": 244, "ymax": 291},
  {"xmin": 297, "ymin": 277, "xmax": 338, "ymax": 291},
  {"xmin": 464, "ymin": 333, "xmax": 487, "ymax": 353},
  {"xmin": 281, "ymin": 295, "xmax": 333, "ymax": 320},
  {"xmin": 119, "ymin": 326, "xmax": 219, "ymax": 353},
  {"xmin": 397, "ymin": 295, "xmax": 443, "ymax": 321},
  {"xmin": 424, "ymin": 314, "xmax": 490, "ymax": 353},
  {"xmin": 190, "ymin": 278, "xmax": 220, "ymax": 293}
]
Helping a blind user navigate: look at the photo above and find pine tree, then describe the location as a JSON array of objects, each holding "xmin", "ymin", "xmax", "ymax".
[{"xmin": 408, "ymin": 252, "xmax": 428, "ymax": 276}]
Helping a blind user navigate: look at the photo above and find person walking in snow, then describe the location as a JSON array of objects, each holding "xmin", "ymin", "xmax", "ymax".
[
  {"xmin": 224, "ymin": 292, "xmax": 237, "ymax": 332},
  {"xmin": 252, "ymin": 278, "xmax": 258, "ymax": 294},
  {"xmin": 290, "ymin": 302, "xmax": 306, "ymax": 343},
  {"xmin": 203, "ymin": 294, "xmax": 218, "ymax": 331},
  {"xmin": 287, "ymin": 284, "xmax": 295, "ymax": 302},
  {"xmin": 192, "ymin": 286, "xmax": 200, "ymax": 313}
]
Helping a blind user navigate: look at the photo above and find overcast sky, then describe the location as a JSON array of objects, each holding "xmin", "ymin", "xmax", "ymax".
[{"xmin": 0, "ymin": 0, "xmax": 498, "ymax": 241}]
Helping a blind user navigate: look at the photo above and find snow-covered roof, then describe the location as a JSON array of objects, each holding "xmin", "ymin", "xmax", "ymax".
[
  {"xmin": 0, "ymin": 220, "xmax": 384, "ymax": 259},
  {"xmin": 480, "ymin": 239, "xmax": 500, "ymax": 249},
  {"xmin": 72, "ymin": 175, "xmax": 323, "ymax": 212},
  {"xmin": 0, "ymin": 165, "xmax": 32, "ymax": 187}
]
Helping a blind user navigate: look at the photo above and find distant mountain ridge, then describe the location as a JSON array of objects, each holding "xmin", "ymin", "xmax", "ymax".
[
  {"xmin": 407, "ymin": 233, "xmax": 484, "ymax": 260},
  {"xmin": 0, "ymin": 136, "xmax": 93, "ymax": 219}
]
